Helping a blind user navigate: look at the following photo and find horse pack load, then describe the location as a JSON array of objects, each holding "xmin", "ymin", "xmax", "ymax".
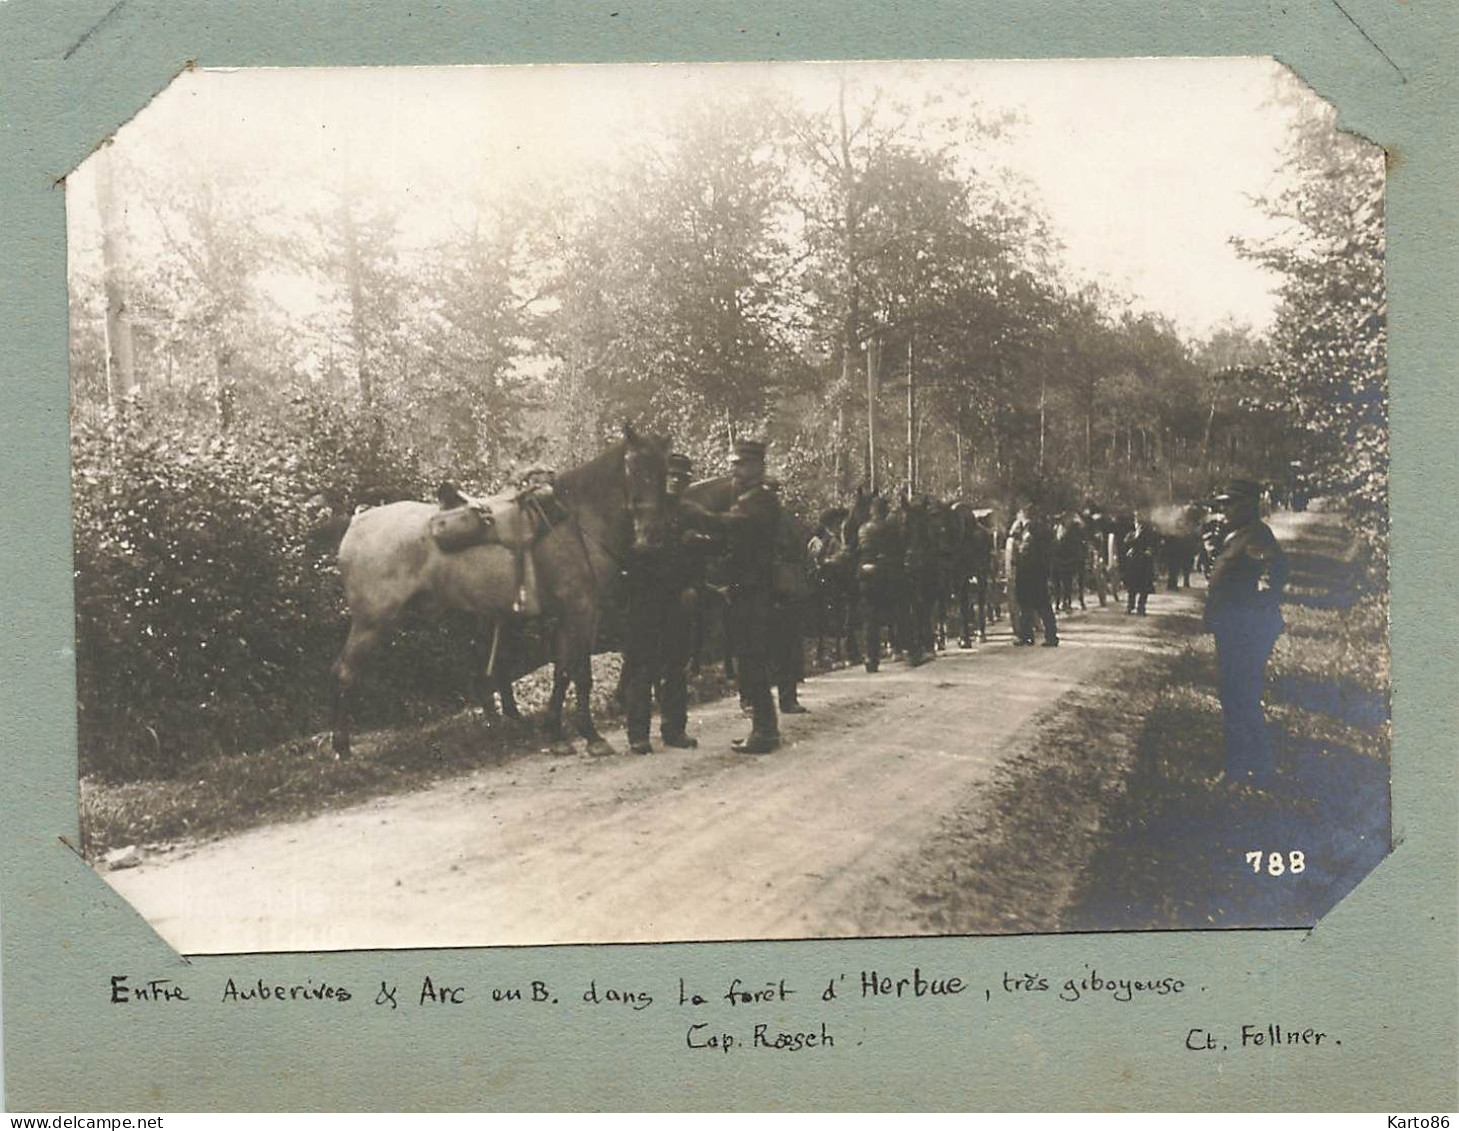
[
  {"xmin": 430, "ymin": 481, "xmax": 548, "ymax": 553},
  {"xmin": 428, "ymin": 504, "xmax": 491, "ymax": 552}
]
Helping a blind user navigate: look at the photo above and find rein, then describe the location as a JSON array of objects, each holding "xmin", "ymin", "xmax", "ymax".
[{"xmin": 535, "ymin": 451, "xmax": 644, "ymax": 602}]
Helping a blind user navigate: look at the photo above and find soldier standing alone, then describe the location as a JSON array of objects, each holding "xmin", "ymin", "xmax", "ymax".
[
  {"xmin": 1205, "ymin": 478, "xmax": 1289, "ymax": 787},
  {"xmin": 1121, "ymin": 513, "xmax": 1159, "ymax": 615}
]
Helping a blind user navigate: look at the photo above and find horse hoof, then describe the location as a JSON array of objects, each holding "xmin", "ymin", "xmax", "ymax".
[
  {"xmin": 587, "ymin": 739, "xmax": 617, "ymax": 758},
  {"xmin": 547, "ymin": 739, "xmax": 575, "ymax": 757},
  {"xmin": 332, "ymin": 737, "xmax": 351, "ymax": 760}
]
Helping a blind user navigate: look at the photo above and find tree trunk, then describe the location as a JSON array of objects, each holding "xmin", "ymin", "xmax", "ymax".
[
  {"xmin": 834, "ymin": 403, "xmax": 846, "ymax": 494},
  {"xmin": 837, "ymin": 76, "xmax": 863, "ymax": 490},
  {"xmin": 338, "ymin": 197, "xmax": 373, "ymax": 407},
  {"xmin": 906, "ymin": 334, "xmax": 916, "ymax": 492},
  {"xmin": 1037, "ymin": 371, "xmax": 1047, "ymax": 477},
  {"xmin": 94, "ymin": 146, "xmax": 137, "ymax": 405},
  {"xmin": 214, "ymin": 346, "xmax": 234, "ymax": 432},
  {"xmin": 955, "ymin": 416, "xmax": 965, "ymax": 498},
  {"xmin": 866, "ymin": 334, "xmax": 880, "ymax": 492},
  {"xmin": 1201, "ymin": 397, "xmax": 1217, "ymax": 471}
]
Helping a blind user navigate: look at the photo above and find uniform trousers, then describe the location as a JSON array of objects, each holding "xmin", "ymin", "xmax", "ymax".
[
  {"xmin": 1212, "ymin": 608, "xmax": 1281, "ymax": 783},
  {"xmin": 730, "ymin": 585, "xmax": 779, "ymax": 738},
  {"xmin": 771, "ymin": 596, "xmax": 805, "ymax": 708},
  {"xmin": 624, "ymin": 578, "xmax": 691, "ymax": 743},
  {"xmin": 1013, "ymin": 572, "xmax": 1058, "ymax": 645},
  {"xmin": 859, "ymin": 568, "xmax": 903, "ymax": 669}
]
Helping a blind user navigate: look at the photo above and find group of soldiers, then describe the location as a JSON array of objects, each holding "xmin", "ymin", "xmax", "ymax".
[{"xmin": 611, "ymin": 437, "xmax": 1290, "ymax": 784}]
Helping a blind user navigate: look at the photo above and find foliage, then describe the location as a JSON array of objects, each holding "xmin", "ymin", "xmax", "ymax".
[
  {"xmin": 70, "ymin": 398, "xmax": 462, "ymax": 780},
  {"xmin": 1234, "ymin": 75, "xmax": 1388, "ymax": 569}
]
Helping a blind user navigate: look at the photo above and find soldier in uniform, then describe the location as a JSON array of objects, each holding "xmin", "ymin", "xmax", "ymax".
[
  {"xmin": 1007, "ymin": 502, "xmax": 1059, "ymax": 647},
  {"xmin": 764, "ymin": 477, "xmax": 809, "ymax": 714},
  {"xmin": 901, "ymin": 493, "xmax": 937, "ymax": 665},
  {"xmin": 855, "ymin": 494, "xmax": 904, "ymax": 672},
  {"xmin": 1205, "ymin": 478, "xmax": 1289, "ymax": 787},
  {"xmin": 622, "ymin": 452, "xmax": 706, "ymax": 754},
  {"xmin": 682, "ymin": 439, "xmax": 782, "ymax": 754},
  {"xmin": 1121, "ymin": 513, "xmax": 1159, "ymax": 615}
]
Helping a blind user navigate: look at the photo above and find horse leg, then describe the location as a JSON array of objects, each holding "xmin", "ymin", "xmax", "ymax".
[
  {"xmin": 544, "ymin": 664, "xmax": 573, "ymax": 754},
  {"xmin": 844, "ymin": 587, "xmax": 863, "ymax": 665},
  {"xmin": 465, "ymin": 627, "xmax": 501, "ymax": 720},
  {"xmin": 330, "ymin": 619, "xmax": 388, "ymax": 759},
  {"xmin": 576, "ymin": 656, "xmax": 613, "ymax": 756},
  {"xmin": 494, "ymin": 627, "xmax": 522, "ymax": 720},
  {"xmin": 814, "ymin": 590, "xmax": 828, "ymax": 665},
  {"xmin": 722, "ymin": 604, "xmax": 737, "ymax": 680}
]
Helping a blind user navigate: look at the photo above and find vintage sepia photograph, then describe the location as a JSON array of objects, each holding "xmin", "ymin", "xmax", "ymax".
[{"xmin": 66, "ymin": 58, "xmax": 1390, "ymax": 954}]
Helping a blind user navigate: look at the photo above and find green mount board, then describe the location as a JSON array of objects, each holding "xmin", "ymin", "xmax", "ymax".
[{"xmin": 1, "ymin": 0, "xmax": 1455, "ymax": 1111}]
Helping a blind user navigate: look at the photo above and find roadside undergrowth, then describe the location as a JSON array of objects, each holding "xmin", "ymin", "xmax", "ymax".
[{"xmin": 1063, "ymin": 513, "xmax": 1390, "ymax": 931}]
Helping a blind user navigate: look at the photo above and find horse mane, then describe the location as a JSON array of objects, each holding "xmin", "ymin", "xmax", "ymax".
[{"xmin": 554, "ymin": 439, "xmax": 628, "ymax": 506}]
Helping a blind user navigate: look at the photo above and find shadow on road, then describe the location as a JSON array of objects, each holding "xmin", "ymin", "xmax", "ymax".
[{"xmin": 1064, "ymin": 511, "xmax": 1391, "ymax": 932}]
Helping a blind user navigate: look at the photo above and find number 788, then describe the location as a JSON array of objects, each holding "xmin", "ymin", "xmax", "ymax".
[{"xmin": 1247, "ymin": 851, "xmax": 1306, "ymax": 875}]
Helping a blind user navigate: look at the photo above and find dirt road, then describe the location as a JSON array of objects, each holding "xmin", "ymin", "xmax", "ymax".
[{"xmin": 106, "ymin": 589, "xmax": 1200, "ymax": 954}]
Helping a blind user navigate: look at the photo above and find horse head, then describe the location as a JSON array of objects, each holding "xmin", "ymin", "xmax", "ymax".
[{"xmin": 620, "ymin": 422, "xmax": 669, "ymax": 553}]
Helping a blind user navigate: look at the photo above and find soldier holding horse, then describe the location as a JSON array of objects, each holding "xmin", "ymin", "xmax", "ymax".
[
  {"xmin": 622, "ymin": 452, "xmax": 706, "ymax": 755},
  {"xmin": 680, "ymin": 439, "xmax": 783, "ymax": 754}
]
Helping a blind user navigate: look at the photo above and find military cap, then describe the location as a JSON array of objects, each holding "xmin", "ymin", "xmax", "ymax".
[
  {"xmin": 666, "ymin": 452, "xmax": 694, "ymax": 476},
  {"xmin": 731, "ymin": 438, "xmax": 767, "ymax": 462},
  {"xmin": 1214, "ymin": 478, "xmax": 1262, "ymax": 503}
]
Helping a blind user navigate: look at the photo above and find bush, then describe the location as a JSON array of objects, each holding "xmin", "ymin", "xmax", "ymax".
[{"xmin": 70, "ymin": 395, "xmax": 474, "ymax": 781}]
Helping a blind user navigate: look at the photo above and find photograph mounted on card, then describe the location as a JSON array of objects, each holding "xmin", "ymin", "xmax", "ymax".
[{"xmin": 65, "ymin": 58, "xmax": 1389, "ymax": 956}]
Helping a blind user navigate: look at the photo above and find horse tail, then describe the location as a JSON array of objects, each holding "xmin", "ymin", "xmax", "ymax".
[{"xmin": 308, "ymin": 513, "xmax": 355, "ymax": 561}]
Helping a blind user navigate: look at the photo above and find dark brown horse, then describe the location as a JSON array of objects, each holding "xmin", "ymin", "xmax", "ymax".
[
  {"xmin": 330, "ymin": 426, "xmax": 669, "ymax": 758},
  {"xmin": 948, "ymin": 502, "xmax": 997, "ymax": 645},
  {"xmin": 808, "ymin": 505, "xmax": 861, "ymax": 666},
  {"xmin": 1051, "ymin": 513, "xmax": 1088, "ymax": 613}
]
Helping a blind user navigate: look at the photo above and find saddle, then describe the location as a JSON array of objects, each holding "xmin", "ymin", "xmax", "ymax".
[{"xmin": 432, "ymin": 480, "xmax": 566, "ymax": 613}]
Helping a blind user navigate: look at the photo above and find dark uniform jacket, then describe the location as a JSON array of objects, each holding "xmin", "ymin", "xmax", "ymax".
[
  {"xmin": 1007, "ymin": 515, "xmax": 1053, "ymax": 601},
  {"xmin": 1204, "ymin": 520, "xmax": 1288, "ymax": 635},
  {"xmin": 1121, "ymin": 526, "xmax": 1159, "ymax": 593},
  {"xmin": 687, "ymin": 482, "xmax": 779, "ymax": 592}
]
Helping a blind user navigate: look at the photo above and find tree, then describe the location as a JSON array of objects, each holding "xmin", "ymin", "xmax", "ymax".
[
  {"xmin": 1234, "ymin": 75, "xmax": 1387, "ymax": 559},
  {"xmin": 540, "ymin": 94, "xmax": 794, "ymax": 455}
]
